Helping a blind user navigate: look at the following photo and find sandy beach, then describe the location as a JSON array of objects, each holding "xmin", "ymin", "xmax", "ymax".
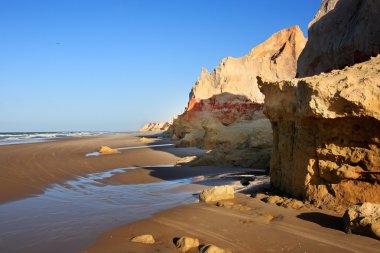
[
  {"xmin": 1, "ymin": 133, "xmax": 379, "ymax": 253},
  {"xmin": 85, "ymin": 195, "xmax": 380, "ymax": 253}
]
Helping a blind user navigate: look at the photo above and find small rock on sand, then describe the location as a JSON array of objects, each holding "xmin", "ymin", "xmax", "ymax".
[
  {"xmin": 139, "ymin": 137, "xmax": 153, "ymax": 143},
  {"xmin": 98, "ymin": 146, "xmax": 120, "ymax": 155},
  {"xmin": 199, "ymin": 186, "xmax": 234, "ymax": 203},
  {"xmin": 200, "ymin": 244, "xmax": 232, "ymax": 253},
  {"xmin": 130, "ymin": 234, "xmax": 155, "ymax": 244},
  {"xmin": 176, "ymin": 156, "xmax": 198, "ymax": 166},
  {"xmin": 175, "ymin": 236, "xmax": 200, "ymax": 252},
  {"xmin": 343, "ymin": 202, "xmax": 380, "ymax": 240},
  {"xmin": 261, "ymin": 195, "xmax": 304, "ymax": 210}
]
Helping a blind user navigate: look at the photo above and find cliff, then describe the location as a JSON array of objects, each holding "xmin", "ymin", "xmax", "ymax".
[
  {"xmin": 297, "ymin": 0, "xmax": 380, "ymax": 77},
  {"xmin": 259, "ymin": 55, "xmax": 380, "ymax": 211},
  {"xmin": 170, "ymin": 26, "xmax": 307, "ymax": 168},
  {"xmin": 140, "ymin": 122, "xmax": 172, "ymax": 132}
]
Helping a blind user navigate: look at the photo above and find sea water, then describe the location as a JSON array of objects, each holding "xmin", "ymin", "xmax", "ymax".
[{"xmin": 0, "ymin": 132, "xmax": 111, "ymax": 145}]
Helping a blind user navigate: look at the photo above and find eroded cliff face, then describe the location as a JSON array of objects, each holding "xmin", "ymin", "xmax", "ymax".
[
  {"xmin": 297, "ymin": 0, "xmax": 380, "ymax": 77},
  {"xmin": 140, "ymin": 122, "xmax": 172, "ymax": 132},
  {"xmin": 170, "ymin": 26, "xmax": 307, "ymax": 168},
  {"xmin": 259, "ymin": 55, "xmax": 380, "ymax": 211}
]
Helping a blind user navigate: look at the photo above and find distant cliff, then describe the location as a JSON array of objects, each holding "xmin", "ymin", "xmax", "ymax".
[
  {"xmin": 170, "ymin": 26, "xmax": 307, "ymax": 168},
  {"xmin": 140, "ymin": 121, "xmax": 172, "ymax": 132}
]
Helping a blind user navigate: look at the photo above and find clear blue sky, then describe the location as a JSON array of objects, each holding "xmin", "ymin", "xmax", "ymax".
[{"xmin": 0, "ymin": 0, "xmax": 321, "ymax": 132}]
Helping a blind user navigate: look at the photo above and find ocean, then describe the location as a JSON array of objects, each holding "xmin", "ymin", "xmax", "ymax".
[{"xmin": 0, "ymin": 132, "xmax": 110, "ymax": 146}]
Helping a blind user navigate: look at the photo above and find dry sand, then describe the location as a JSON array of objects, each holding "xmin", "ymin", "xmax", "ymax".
[{"xmin": 84, "ymin": 194, "xmax": 380, "ymax": 253}]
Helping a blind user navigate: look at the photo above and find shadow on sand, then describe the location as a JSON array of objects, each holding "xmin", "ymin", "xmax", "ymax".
[{"xmin": 296, "ymin": 212, "xmax": 343, "ymax": 231}]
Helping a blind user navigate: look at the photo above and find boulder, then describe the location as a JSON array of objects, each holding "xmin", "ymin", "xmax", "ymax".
[
  {"xmin": 297, "ymin": 0, "xmax": 380, "ymax": 77},
  {"xmin": 258, "ymin": 55, "xmax": 380, "ymax": 210},
  {"xmin": 343, "ymin": 202, "xmax": 380, "ymax": 240},
  {"xmin": 170, "ymin": 26, "xmax": 307, "ymax": 168},
  {"xmin": 130, "ymin": 234, "xmax": 155, "ymax": 244},
  {"xmin": 175, "ymin": 236, "xmax": 200, "ymax": 252},
  {"xmin": 98, "ymin": 146, "xmax": 120, "ymax": 155},
  {"xmin": 200, "ymin": 244, "xmax": 232, "ymax": 253},
  {"xmin": 199, "ymin": 186, "xmax": 234, "ymax": 203},
  {"xmin": 175, "ymin": 156, "xmax": 198, "ymax": 166}
]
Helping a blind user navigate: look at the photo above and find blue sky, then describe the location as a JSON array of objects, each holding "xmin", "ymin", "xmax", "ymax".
[{"xmin": 0, "ymin": 0, "xmax": 321, "ymax": 132}]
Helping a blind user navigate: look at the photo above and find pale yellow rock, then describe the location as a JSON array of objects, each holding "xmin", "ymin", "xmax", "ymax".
[
  {"xmin": 191, "ymin": 26, "xmax": 307, "ymax": 102},
  {"xmin": 175, "ymin": 236, "xmax": 200, "ymax": 252},
  {"xmin": 175, "ymin": 156, "xmax": 198, "ymax": 166},
  {"xmin": 199, "ymin": 186, "xmax": 234, "ymax": 203},
  {"xmin": 258, "ymin": 56, "xmax": 380, "ymax": 210},
  {"xmin": 98, "ymin": 146, "xmax": 120, "ymax": 155},
  {"xmin": 139, "ymin": 137, "xmax": 153, "ymax": 143},
  {"xmin": 139, "ymin": 121, "xmax": 172, "ymax": 132},
  {"xmin": 343, "ymin": 203, "xmax": 380, "ymax": 240},
  {"xmin": 298, "ymin": 0, "xmax": 380, "ymax": 77},
  {"xmin": 130, "ymin": 234, "xmax": 155, "ymax": 244},
  {"xmin": 200, "ymin": 244, "xmax": 232, "ymax": 253}
]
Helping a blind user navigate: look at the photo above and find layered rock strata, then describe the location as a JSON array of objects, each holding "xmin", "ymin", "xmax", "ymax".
[
  {"xmin": 297, "ymin": 0, "xmax": 380, "ymax": 77},
  {"xmin": 170, "ymin": 26, "xmax": 307, "ymax": 168},
  {"xmin": 258, "ymin": 55, "xmax": 380, "ymax": 210}
]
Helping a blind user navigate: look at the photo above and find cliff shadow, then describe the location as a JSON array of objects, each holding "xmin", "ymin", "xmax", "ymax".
[{"xmin": 297, "ymin": 212, "xmax": 343, "ymax": 231}]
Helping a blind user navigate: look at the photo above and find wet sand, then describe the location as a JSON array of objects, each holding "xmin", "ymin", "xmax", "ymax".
[
  {"xmin": 85, "ymin": 194, "xmax": 380, "ymax": 253},
  {"xmin": 0, "ymin": 133, "xmax": 203, "ymax": 204}
]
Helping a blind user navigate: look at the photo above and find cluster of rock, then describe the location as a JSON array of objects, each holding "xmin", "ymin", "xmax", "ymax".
[
  {"xmin": 169, "ymin": 26, "xmax": 307, "ymax": 168},
  {"xmin": 140, "ymin": 121, "xmax": 172, "ymax": 132},
  {"xmin": 131, "ymin": 234, "xmax": 231, "ymax": 253},
  {"xmin": 258, "ymin": 0, "xmax": 380, "ymax": 212}
]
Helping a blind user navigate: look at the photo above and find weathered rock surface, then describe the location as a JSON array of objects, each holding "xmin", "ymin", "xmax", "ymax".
[
  {"xmin": 130, "ymin": 234, "xmax": 155, "ymax": 244},
  {"xmin": 343, "ymin": 202, "xmax": 380, "ymax": 240},
  {"xmin": 199, "ymin": 186, "xmax": 235, "ymax": 203},
  {"xmin": 175, "ymin": 236, "xmax": 200, "ymax": 252},
  {"xmin": 259, "ymin": 55, "xmax": 380, "ymax": 211},
  {"xmin": 140, "ymin": 121, "xmax": 172, "ymax": 132},
  {"xmin": 98, "ymin": 146, "xmax": 120, "ymax": 155},
  {"xmin": 261, "ymin": 195, "xmax": 305, "ymax": 210},
  {"xmin": 297, "ymin": 0, "xmax": 380, "ymax": 77},
  {"xmin": 170, "ymin": 26, "xmax": 306, "ymax": 168}
]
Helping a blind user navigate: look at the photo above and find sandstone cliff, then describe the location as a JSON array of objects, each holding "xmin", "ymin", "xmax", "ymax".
[
  {"xmin": 259, "ymin": 55, "xmax": 380, "ymax": 211},
  {"xmin": 170, "ymin": 26, "xmax": 307, "ymax": 168},
  {"xmin": 140, "ymin": 121, "xmax": 172, "ymax": 132},
  {"xmin": 297, "ymin": 0, "xmax": 380, "ymax": 77}
]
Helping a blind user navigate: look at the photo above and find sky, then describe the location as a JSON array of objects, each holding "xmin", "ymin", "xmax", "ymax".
[{"xmin": 0, "ymin": 0, "xmax": 321, "ymax": 132}]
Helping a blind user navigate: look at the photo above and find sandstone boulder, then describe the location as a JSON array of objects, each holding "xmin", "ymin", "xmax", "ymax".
[
  {"xmin": 98, "ymin": 146, "xmax": 120, "ymax": 155},
  {"xmin": 258, "ymin": 55, "xmax": 380, "ymax": 211},
  {"xmin": 175, "ymin": 236, "xmax": 200, "ymax": 252},
  {"xmin": 199, "ymin": 186, "xmax": 234, "ymax": 203},
  {"xmin": 130, "ymin": 234, "xmax": 155, "ymax": 244},
  {"xmin": 297, "ymin": 0, "xmax": 380, "ymax": 77},
  {"xmin": 343, "ymin": 202, "xmax": 380, "ymax": 240}
]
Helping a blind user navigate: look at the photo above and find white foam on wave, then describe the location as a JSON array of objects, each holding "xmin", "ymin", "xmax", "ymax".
[{"xmin": 0, "ymin": 132, "xmax": 111, "ymax": 146}]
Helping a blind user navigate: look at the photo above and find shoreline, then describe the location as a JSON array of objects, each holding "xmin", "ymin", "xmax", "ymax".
[{"xmin": 0, "ymin": 132, "xmax": 183, "ymax": 204}]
